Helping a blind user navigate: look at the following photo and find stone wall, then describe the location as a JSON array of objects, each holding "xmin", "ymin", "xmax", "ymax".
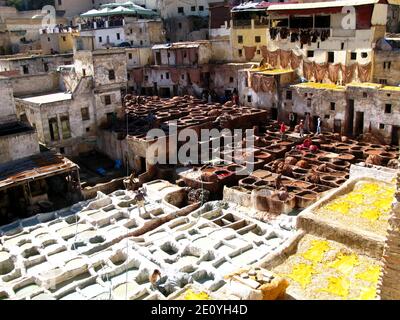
[
  {"xmin": 10, "ymin": 73, "xmax": 60, "ymax": 97},
  {"xmin": 0, "ymin": 78, "xmax": 17, "ymax": 124},
  {"xmin": 373, "ymin": 50, "xmax": 400, "ymax": 86},
  {"xmin": 0, "ymin": 129, "xmax": 39, "ymax": 164},
  {"xmin": 378, "ymin": 159, "xmax": 400, "ymax": 299}
]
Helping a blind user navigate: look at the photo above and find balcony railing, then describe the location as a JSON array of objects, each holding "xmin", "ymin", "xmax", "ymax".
[
  {"xmin": 80, "ymin": 19, "xmax": 124, "ymax": 31},
  {"xmin": 232, "ymin": 19, "xmax": 252, "ymax": 28}
]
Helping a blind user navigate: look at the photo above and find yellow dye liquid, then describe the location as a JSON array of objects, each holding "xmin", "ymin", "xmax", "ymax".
[
  {"xmin": 355, "ymin": 266, "xmax": 381, "ymax": 284},
  {"xmin": 358, "ymin": 286, "xmax": 377, "ymax": 300},
  {"xmin": 286, "ymin": 263, "xmax": 316, "ymax": 289},
  {"xmin": 328, "ymin": 253, "xmax": 359, "ymax": 275},
  {"xmin": 321, "ymin": 276, "xmax": 350, "ymax": 298},
  {"xmin": 302, "ymin": 240, "xmax": 330, "ymax": 265},
  {"xmin": 184, "ymin": 289, "xmax": 210, "ymax": 300}
]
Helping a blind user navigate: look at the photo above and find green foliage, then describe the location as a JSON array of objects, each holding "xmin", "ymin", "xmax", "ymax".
[{"xmin": 6, "ymin": 0, "xmax": 53, "ymax": 11}]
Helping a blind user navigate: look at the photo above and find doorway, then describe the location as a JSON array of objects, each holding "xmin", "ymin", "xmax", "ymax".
[
  {"xmin": 355, "ymin": 111, "xmax": 364, "ymax": 136},
  {"xmin": 155, "ymin": 52, "xmax": 161, "ymax": 65},
  {"xmin": 345, "ymin": 99, "xmax": 355, "ymax": 136},
  {"xmin": 271, "ymin": 107, "xmax": 278, "ymax": 120},
  {"xmin": 159, "ymin": 87, "xmax": 171, "ymax": 98},
  {"xmin": 391, "ymin": 125, "xmax": 400, "ymax": 146},
  {"xmin": 334, "ymin": 119, "xmax": 342, "ymax": 134}
]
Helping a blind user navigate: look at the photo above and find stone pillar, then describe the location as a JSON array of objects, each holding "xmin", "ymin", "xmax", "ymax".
[{"xmin": 377, "ymin": 156, "xmax": 400, "ymax": 299}]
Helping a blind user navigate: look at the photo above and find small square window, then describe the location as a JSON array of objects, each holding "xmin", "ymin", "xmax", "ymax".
[
  {"xmin": 104, "ymin": 95, "xmax": 111, "ymax": 105},
  {"xmin": 181, "ymin": 74, "xmax": 185, "ymax": 80},
  {"xmin": 238, "ymin": 35, "xmax": 243, "ymax": 44},
  {"xmin": 229, "ymin": 77, "xmax": 234, "ymax": 83},
  {"xmin": 384, "ymin": 62, "xmax": 392, "ymax": 70},
  {"xmin": 379, "ymin": 79, "xmax": 387, "ymax": 85},
  {"xmin": 351, "ymin": 52, "xmax": 357, "ymax": 60},
  {"xmin": 178, "ymin": 7, "xmax": 184, "ymax": 13},
  {"xmin": 256, "ymin": 49, "xmax": 260, "ymax": 55},
  {"xmin": 86, "ymin": 127, "xmax": 90, "ymax": 132},
  {"xmin": 385, "ymin": 104, "xmax": 392, "ymax": 113},
  {"xmin": 363, "ymin": 92, "xmax": 367, "ymax": 98},
  {"xmin": 191, "ymin": 6, "xmax": 195, "ymax": 11},
  {"xmin": 247, "ymin": 95, "xmax": 252, "ymax": 103},
  {"xmin": 307, "ymin": 50, "xmax": 314, "ymax": 58},
  {"xmin": 361, "ymin": 52, "xmax": 368, "ymax": 58},
  {"xmin": 99, "ymin": 36, "xmax": 102, "ymax": 43},
  {"xmin": 324, "ymin": 114, "xmax": 330, "ymax": 119},
  {"xmin": 81, "ymin": 107, "xmax": 90, "ymax": 121},
  {"xmin": 286, "ymin": 90, "xmax": 292, "ymax": 100},
  {"xmin": 178, "ymin": 23, "xmax": 182, "ymax": 29},
  {"xmin": 145, "ymin": 76, "xmax": 149, "ymax": 81},
  {"xmin": 109, "ymin": 70, "xmax": 115, "ymax": 80},
  {"xmin": 59, "ymin": 147, "xmax": 65, "ymax": 154},
  {"xmin": 116, "ymin": 33, "xmax": 120, "ymax": 40},
  {"xmin": 379, "ymin": 123, "xmax": 385, "ymax": 130},
  {"xmin": 199, "ymin": 6, "xmax": 204, "ymax": 11},
  {"xmin": 238, "ymin": 49, "xmax": 243, "ymax": 57},
  {"xmin": 255, "ymin": 36, "xmax": 261, "ymax": 43},
  {"xmin": 330, "ymin": 102, "xmax": 335, "ymax": 110},
  {"xmin": 128, "ymin": 53, "xmax": 132, "ymax": 59}
]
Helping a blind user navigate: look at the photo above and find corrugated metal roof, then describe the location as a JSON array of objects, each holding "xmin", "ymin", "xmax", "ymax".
[{"xmin": 0, "ymin": 152, "xmax": 78, "ymax": 190}]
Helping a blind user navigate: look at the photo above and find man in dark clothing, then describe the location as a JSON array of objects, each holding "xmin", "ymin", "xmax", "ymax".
[{"xmin": 134, "ymin": 188, "xmax": 148, "ymax": 218}]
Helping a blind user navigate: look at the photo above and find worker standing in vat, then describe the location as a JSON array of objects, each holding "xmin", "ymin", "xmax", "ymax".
[
  {"xmin": 279, "ymin": 122, "xmax": 286, "ymax": 141},
  {"xmin": 232, "ymin": 89, "xmax": 239, "ymax": 106},
  {"xmin": 316, "ymin": 117, "xmax": 322, "ymax": 135},
  {"xmin": 289, "ymin": 112, "xmax": 296, "ymax": 130},
  {"xmin": 135, "ymin": 188, "xmax": 148, "ymax": 218},
  {"xmin": 275, "ymin": 174, "xmax": 283, "ymax": 190},
  {"xmin": 150, "ymin": 269, "xmax": 162, "ymax": 289},
  {"xmin": 299, "ymin": 120, "xmax": 305, "ymax": 137},
  {"xmin": 304, "ymin": 113, "xmax": 311, "ymax": 133}
]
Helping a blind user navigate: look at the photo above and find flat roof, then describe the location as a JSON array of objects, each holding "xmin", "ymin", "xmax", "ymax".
[
  {"xmin": 346, "ymin": 82, "xmax": 383, "ymax": 89},
  {"xmin": 20, "ymin": 92, "xmax": 72, "ymax": 105},
  {"xmin": 380, "ymin": 85, "xmax": 400, "ymax": 92},
  {"xmin": 0, "ymin": 152, "xmax": 78, "ymax": 191},
  {"xmin": 0, "ymin": 122, "xmax": 34, "ymax": 137},
  {"xmin": 258, "ymin": 68, "xmax": 293, "ymax": 75},
  {"xmin": 292, "ymin": 82, "xmax": 346, "ymax": 91},
  {"xmin": 0, "ymin": 53, "xmax": 73, "ymax": 62},
  {"xmin": 152, "ymin": 43, "xmax": 201, "ymax": 50},
  {"xmin": 267, "ymin": 0, "xmax": 380, "ymax": 11},
  {"xmin": 243, "ymin": 67, "xmax": 294, "ymax": 75}
]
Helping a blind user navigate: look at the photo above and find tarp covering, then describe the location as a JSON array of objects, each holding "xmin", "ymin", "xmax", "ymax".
[{"xmin": 81, "ymin": 2, "xmax": 158, "ymax": 18}]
